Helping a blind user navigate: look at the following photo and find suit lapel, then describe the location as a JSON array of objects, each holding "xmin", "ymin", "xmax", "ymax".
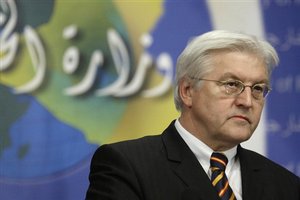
[
  {"xmin": 238, "ymin": 146, "xmax": 265, "ymax": 200},
  {"xmin": 161, "ymin": 121, "xmax": 219, "ymax": 199}
]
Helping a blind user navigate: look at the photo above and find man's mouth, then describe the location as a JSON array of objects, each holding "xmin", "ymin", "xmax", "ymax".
[{"xmin": 231, "ymin": 115, "xmax": 251, "ymax": 124}]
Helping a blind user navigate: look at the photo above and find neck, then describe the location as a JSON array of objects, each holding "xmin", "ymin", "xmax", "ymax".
[{"xmin": 178, "ymin": 115, "xmax": 237, "ymax": 152}]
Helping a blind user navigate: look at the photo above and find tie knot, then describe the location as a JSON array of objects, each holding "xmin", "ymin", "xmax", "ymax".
[{"xmin": 210, "ymin": 152, "xmax": 228, "ymax": 171}]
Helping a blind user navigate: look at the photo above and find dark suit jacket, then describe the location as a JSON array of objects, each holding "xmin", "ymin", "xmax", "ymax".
[{"xmin": 86, "ymin": 121, "xmax": 300, "ymax": 200}]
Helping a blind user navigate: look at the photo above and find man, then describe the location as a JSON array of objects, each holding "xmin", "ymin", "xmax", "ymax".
[{"xmin": 86, "ymin": 30, "xmax": 300, "ymax": 200}]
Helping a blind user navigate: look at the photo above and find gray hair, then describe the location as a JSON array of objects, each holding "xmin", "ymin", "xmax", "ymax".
[{"xmin": 174, "ymin": 30, "xmax": 279, "ymax": 111}]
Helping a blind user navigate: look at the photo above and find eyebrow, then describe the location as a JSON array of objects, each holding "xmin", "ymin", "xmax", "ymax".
[{"xmin": 219, "ymin": 72, "xmax": 269, "ymax": 84}]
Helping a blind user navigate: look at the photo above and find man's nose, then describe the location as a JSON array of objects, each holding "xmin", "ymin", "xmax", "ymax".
[{"xmin": 235, "ymin": 86, "xmax": 253, "ymax": 107}]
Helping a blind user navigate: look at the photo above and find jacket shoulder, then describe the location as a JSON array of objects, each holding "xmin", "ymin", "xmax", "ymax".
[{"xmin": 240, "ymin": 147, "xmax": 299, "ymax": 184}]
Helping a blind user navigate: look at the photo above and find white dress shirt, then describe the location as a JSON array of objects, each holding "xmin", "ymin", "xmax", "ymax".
[{"xmin": 175, "ymin": 119, "xmax": 242, "ymax": 200}]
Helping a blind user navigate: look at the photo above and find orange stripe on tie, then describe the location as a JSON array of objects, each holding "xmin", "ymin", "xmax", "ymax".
[
  {"xmin": 211, "ymin": 156, "xmax": 227, "ymax": 166},
  {"xmin": 218, "ymin": 181, "xmax": 229, "ymax": 197},
  {"xmin": 229, "ymin": 193, "xmax": 236, "ymax": 200}
]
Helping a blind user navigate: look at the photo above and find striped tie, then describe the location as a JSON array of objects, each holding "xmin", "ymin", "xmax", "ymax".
[{"xmin": 210, "ymin": 152, "xmax": 236, "ymax": 200}]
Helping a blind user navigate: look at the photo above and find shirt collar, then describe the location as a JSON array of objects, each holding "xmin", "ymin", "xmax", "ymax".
[{"xmin": 174, "ymin": 119, "xmax": 237, "ymax": 174}]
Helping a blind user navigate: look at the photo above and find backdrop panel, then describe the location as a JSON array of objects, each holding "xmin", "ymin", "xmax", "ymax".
[{"xmin": 0, "ymin": 0, "xmax": 299, "ymax": 199}]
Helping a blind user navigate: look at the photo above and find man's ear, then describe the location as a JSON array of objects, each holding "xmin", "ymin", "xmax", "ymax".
[{"xmin": 179, "ymin": 79, "xmax": 193, "ymax": 108}]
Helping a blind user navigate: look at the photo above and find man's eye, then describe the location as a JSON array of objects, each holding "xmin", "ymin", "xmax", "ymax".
[
  {"xmin": 225, "ymin": 81, "xmax": 240, "ymax": 88},
  {"xmin": 253, "ymin": 85, "xmax": 264, "ymax": 92}
]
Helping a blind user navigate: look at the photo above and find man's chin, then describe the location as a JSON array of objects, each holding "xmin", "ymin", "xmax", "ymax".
[
  {"xmin": 234, "ymin": 133, "xmax": 252, "ymax": 144},
  {"xmin": 226, "ymin": 131, "xmax": 253, "ymax": 146}
]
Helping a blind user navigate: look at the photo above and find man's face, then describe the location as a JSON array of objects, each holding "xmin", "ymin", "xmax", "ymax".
[{"xmin": 181, "ymin": 51, "xmax": 268, "ymax": 151}]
